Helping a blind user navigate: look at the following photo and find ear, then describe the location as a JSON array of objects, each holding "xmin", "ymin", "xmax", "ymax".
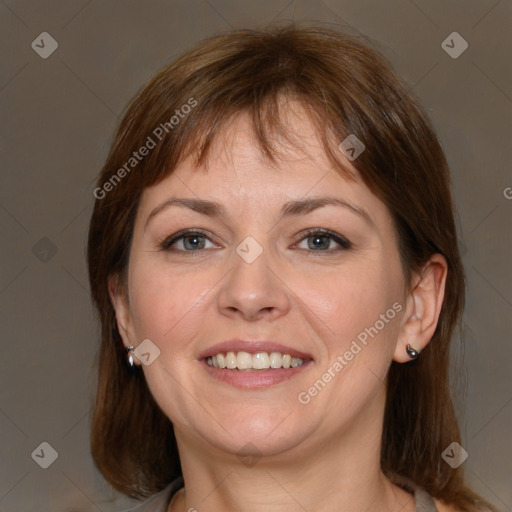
[
  {"xmin": 108, "ymin": 273, "xmax": 140, "ymax": 365},
  {"xmin": 394, "ymin": 254, "xmax": 448, "ymax": 363}
]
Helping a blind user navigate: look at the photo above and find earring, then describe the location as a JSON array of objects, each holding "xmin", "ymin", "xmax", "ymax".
[
  {"xmin": 126, "ymin": 345, "xmax": 135, "ymax": 367},
  {"xmin": 406, "ymin": 344, "xmax": 420, "ymax": 359}
]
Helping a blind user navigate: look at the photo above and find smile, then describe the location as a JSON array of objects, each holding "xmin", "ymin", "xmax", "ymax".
[
  {"xmin": 201, "ymin": 351, "xmax": 313, "ymax": 389},
  {"xmin": 205, "ymin": 350, "xmax": 306, "ymax": 370}
]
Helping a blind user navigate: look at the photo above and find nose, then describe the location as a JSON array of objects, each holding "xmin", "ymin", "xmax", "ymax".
[{"xmin": 216, "ymin": 240, "xmax": 292, "ymax": 322}]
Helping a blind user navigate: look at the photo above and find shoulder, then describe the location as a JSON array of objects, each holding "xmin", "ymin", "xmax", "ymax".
[
  {"xmin": 119, "ymin": 477, "xmax": 184, "ymax": 512},
  {"xmin": 433, "ymin": 499, "xmax": 495, "ymax": 512},
  {"xmin": 434, "ymin": 499, "xmax": 461, "ymax": 512}
]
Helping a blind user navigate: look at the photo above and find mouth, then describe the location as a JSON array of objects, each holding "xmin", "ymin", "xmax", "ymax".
[
  {"xmin": 204, "ymin": 350, "xmax": 310, "ymax": 370},
  {"xmin": 197, "ymin": 341, "xmax": 314, "ymax": 389}
]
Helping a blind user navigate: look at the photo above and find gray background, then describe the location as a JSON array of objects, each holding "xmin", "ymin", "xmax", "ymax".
[{"xmin": 1, "ymin": 1, "xmax": 511, "ymax": 511}]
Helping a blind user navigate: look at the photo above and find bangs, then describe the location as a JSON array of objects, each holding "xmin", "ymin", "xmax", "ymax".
[
  {"xmin": 110, "ymin": 27, "xmax": 377, "ymax": 194},
  {"xmin": 150, "ymin": 89, "xmax": 358, "ymax": 187}
]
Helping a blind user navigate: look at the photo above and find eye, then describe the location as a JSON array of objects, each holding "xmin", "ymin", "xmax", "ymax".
[
  {"xmin": 160, "ymin": 229, "xmax": 219, "ymax": 252},
  {"xmin": 159, "ymin": 228, "xmax": 352, "ymax": 255},
  {"xmin": 294, "ymin": 228, "xmax": 352, "ymax": 253}
]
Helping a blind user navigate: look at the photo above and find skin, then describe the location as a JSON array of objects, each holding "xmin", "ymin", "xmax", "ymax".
[{"xmin": 110, "ymin": 102, "xmax": 450, "ymax": 512}]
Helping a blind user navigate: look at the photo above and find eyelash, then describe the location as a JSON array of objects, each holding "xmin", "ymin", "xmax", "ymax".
[{"xmin": 159, "ymin": 228, "xmax": 352, "ymax": 255}]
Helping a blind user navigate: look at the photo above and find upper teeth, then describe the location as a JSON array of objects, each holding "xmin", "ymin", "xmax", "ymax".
[{"xmin": 205, "ymin": 351, "xmax": 305, "ymax": 370}]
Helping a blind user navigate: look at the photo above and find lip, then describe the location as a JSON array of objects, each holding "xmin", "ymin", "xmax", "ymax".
[
  {"xmin": 197, "ymin": 340, "xmax": 313, "ymax": 360},
  {"xmin": 200, "ymin": 358, "xmax": 314, "ymax": 389}
]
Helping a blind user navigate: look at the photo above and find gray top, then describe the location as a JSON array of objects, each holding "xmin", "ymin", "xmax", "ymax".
[
  {"xmin": 120, "ymin": 475, "xmax": 440, "ymax": 512},
  {"xmin": 121, "ymin": 477, "xmax": 184, "ymax": 512}
]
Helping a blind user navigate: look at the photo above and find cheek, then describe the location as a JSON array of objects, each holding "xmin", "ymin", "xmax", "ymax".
[
  {"xmin": 304, "ymin": 260, "xmax": 403, "ymax": 346},
  {"xmin": 127, "ymin": 259, "xmax": 208, "ymax": 343},
  {"xmin": 301, "ymin": 266, "xmax": 403, "ymax": 419}
]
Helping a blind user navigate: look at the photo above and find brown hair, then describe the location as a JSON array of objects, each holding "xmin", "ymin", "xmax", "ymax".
[{"xmin": 87, "ymin": 23, "xmax": 495, "ymax": 510}]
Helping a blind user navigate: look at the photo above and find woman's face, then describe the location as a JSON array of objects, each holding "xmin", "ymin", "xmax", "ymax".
[{"xmin": 116, "ymin": 106, "xmax": 410, "ymax": 461}]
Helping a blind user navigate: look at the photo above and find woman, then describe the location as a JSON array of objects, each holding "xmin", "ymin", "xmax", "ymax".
[{"xmin": 87, "ymin": 24, "xmax": 497, "ymax": 512}]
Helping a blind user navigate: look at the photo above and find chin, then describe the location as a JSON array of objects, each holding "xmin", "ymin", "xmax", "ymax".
[{"xmin": 202, "ymin": 410, "xmax": 315, "ymax": 460}]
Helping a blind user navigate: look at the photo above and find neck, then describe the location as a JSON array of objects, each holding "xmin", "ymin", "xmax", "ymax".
[{"xmin": 171, "ymin": 388, "xmax": 414, "ymax": 512}]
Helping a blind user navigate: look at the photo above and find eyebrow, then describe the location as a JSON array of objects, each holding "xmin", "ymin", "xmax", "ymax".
[{"xmin": 145, "ymin": 196, "xmax": 374, "ymax": 229}]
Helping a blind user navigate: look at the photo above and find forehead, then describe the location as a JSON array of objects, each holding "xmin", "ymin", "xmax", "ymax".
[
  {"xmin": 142, "ymin": 105, "xmax": 359, "ymax": 200},
  {"xmin": 136, "ymin": 104, "xmax": 391, "ymax": 232},
  {"xmin": 185, "ymin": 115, "xmax": 329, "ymax": 186}
]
